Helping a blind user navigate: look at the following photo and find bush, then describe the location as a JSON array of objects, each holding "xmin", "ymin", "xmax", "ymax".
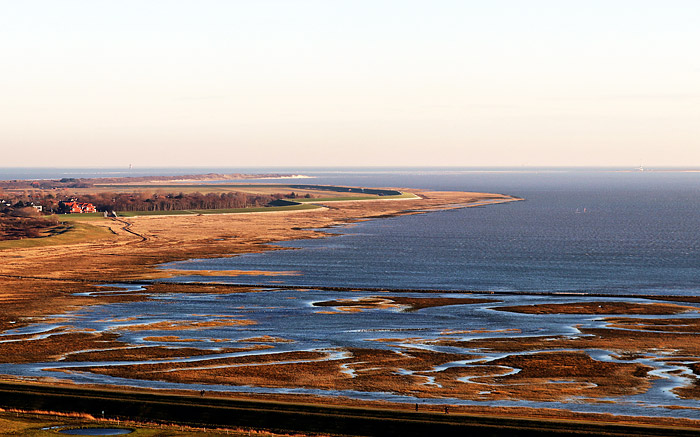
[
  {"xmin": 0, "ymin": 212, "xmax": 59, "ymax": 240},
  {"xmin": 9, "ymin": 207, "xmax": 41, "ymax": 218}
]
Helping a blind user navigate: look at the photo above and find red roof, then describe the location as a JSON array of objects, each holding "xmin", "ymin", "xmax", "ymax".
[{"xmin": 64, "ymin": 202, "xmax": 96, "ymax": 213}]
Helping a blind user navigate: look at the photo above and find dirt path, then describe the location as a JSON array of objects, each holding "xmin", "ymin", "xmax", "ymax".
[{"xmin": 110, "ymin": 217, "xmax": 147, "ymax": 242}]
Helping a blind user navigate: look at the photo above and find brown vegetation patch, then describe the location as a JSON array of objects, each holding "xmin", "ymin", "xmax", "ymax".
[
  {"xmin": 0, "ymin": 332, "xmax": 124, "ymax": 363},
  {"xmin": 497, "ymin": 301, "xmax": 696, "ymax": 315},
  {"xmin": 0, "ymin": 278, "xmax": 149, "ymax": 334},
  {"xmin": 397, "ymin": 351, "xmax": 653, "ymax": 402},
  {"xmin": 389, "ymin": 296, "xmax": 499, "ymax": 311},
  {"xmin": 142, "ymin": 335, "xmax": 201, "ymax": 342},
  {"xmin": 58, "ymin": 348, "xmax": 487, "ymax": 399},
  {"xmin": 64, "ymin": 346, "xmax": 262, "ymax": 362},
  {"xmin": 62, "ymin": 345, "xmax": 268, "ymax": 362},
  {"xmin": 239, "ymin": 335, "xmax": 295, "ymax": 343},
  {"xmin": 0, "ymin": 328, "xmax": 269, "ymax": 364},
  {"xmin": 492, "ymin": 351, "xmax": 648, "ymax": 379},
  {"xmin": 313, "ymin": 296, "xmax": 498, "ymax": 312},
  {"xmin": 672, "ymin": 362, "xmax": 700, "ymax": 400},
  {"xmin": 441, "ymin": 324, "xmax": 700, "ymax": 357},
  {"xmin": 313, "ymin": 297, "xmax": 400, "ymax": 312},
  {"xmin": 55, "ymin": 346, "xmax": 654, "ymax": 402},
  {"xmin": 62, "ymin": 350, "xmax": 333, "ymax": 383},
  {"xmin": 351, "ymin": 350, "xmax": 656, "ymax": 403},
  {"xmin": 0, "ymin": 327, "xmax": 67, "ymax": 342},
  {"xmin": 603, "ymin": 317, "xmax": 700, "ymax": 332},
  {"xmin": 0, "ymin": 209, "xmax": 61, "ymax": 240}
]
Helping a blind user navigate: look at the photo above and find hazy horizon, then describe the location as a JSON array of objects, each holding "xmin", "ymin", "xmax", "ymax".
[
  {"xmin": 3, "ymin": 1, "xmax": 698, "ymax": 168},
  {"xmin": 2, "ymin": 165, "xmax": 699, "ymax": 169}
]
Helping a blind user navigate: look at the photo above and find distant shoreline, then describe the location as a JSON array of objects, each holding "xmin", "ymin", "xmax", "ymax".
[{"xmin": 0, "ymin": 172, "xmax": 312, "ymax": 188}]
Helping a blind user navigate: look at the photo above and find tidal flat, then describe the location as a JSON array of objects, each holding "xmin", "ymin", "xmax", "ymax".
[
  {"xmin": 2, "ymin": 184, "xmax": 700, "ymax": 430},
  {"xmin": 2, "ymin": 284, "xmax": 700, "ymax": 423}
]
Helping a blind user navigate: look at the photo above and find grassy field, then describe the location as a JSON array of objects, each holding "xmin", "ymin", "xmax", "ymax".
[
  {"xmin": 0, "ymin": 222, "xmax": 114, "ymax": 250},
  {"xmin": 0, "ymin": 204, "xmax": 321, "ymax": 250},
  {"xmin": 114, "ymin": 194, "xmax": 416, "ymax": 217},
  {"xmin": 295, "ymin": 192, "xmax": 417, "ymax": 202},
  {"xmin": 90, "ymin": 183, "xmax": 411, "ymax": 199},
  {"xmin": 0, "ymin": 410, "xmax": 275, "ymax": 436},
  {"xmin": 0, "ymin": 185, "xmax": 414, "ymax": 249},
  {"xmin": 57, "ymin": 212, "xmax": 107, "ymax": 221},
  {"xmin": 116, "ymin": 203, "xmax": 320, "ymax": 217}
]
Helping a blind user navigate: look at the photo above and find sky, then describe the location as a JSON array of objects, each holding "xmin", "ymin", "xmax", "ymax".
[{"xmin": 1, "ymin": 1, "xmax": 699, "ymax": 168}]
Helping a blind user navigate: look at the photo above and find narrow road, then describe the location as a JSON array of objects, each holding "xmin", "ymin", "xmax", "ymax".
[{"xmin": 0, "ymin": 382, "xmax": 698, "ymax": 436}]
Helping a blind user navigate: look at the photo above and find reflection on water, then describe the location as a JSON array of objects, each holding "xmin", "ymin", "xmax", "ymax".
[
  {"xmin": 4, "ymin": 170, "xmax": 700, "ymax": 420},
  {"xmin": 3, "ymin": 287, "xmax": 700, "ymax": 420},
  {"xmin": 163, "ymin": 171, "xmax": 700, "ymax": 295}
]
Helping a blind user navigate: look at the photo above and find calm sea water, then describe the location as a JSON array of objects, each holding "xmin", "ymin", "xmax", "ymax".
[
  {"xmin": 158, "ymin": 169, "xmax": 700, "ymax": 296},
  {"xmin": 4, "ymin": 167, "xmax": 700, "ymax": 417},
  {"xmin": 4, "ymin": 167, "xmax": 699, "ymax": 295}
]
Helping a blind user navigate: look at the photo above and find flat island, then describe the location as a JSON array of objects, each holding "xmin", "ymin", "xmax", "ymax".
[{"xmin": 2, "ymin": 175, "xmax": 700, "ymax": 435}]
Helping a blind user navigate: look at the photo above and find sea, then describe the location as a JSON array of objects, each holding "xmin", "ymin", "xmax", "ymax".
[
  {"xmin": 4, "ymin": 166, "xmax": 700, "ymax": 418},
  {"xmin": 142, "ymin": 167, "xmax": 700, "ymax": 297},
  {"xmin": 4, "ymin": 166, "xmax": 700, "ymax": 296}
]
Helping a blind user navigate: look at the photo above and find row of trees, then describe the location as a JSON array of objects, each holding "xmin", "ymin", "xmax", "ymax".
[
  {"xmin": 2, "ymin": 192, "xmax": 63, "ymax": 213},
  {"xmin": 79, "ymin": 191, "xmax": 284, "ymax": 212},
  {"xmin": 2, "ymin": 190, "xmax": 315, "ymax": 214},
  {"xmin": 0, "ymin": 189, "xmax": 314, "ymax": 240}
]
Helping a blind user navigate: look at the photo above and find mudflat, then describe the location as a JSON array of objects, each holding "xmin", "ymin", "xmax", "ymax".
[{"xmin": 4, "ymin": 188, "xmax": 700, "ymax": 433}]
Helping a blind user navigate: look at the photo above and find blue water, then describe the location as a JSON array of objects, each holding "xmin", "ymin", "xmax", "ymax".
[
  {"xmin": 4, "ymin": 167, "xmax": 700, "ymax": 418},
  {"xmin": 5, "ymin": 166, "xmax": 699, "ymax": 295},
  {"xmin": 5, "ymin": 289, "xmax": 700, "ymax": 419},
  {"xmin": 164, "ymin": 169, "xmax": 700, "ymax": 295}
]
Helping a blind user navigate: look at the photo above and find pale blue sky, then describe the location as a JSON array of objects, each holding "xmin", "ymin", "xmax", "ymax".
[{"xmin": 2, "ymin": 1, "xmax": 698, "ymax": 167}]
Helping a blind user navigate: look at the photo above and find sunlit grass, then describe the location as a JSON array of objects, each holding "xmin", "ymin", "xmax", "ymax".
[
  {"xmin": 295, "ymin": 192, "xmax": 417, "ymax": 202},
  {"xmin": 0, "ymin": 190, "xmax": 414, "ymax": 248},
  {"xmin": 0, "ymin": 222, "xmax": 114, "ymax": 250},
  {"xmin": 116, "ymin": 203, "xmax": 321, "ymax": 217},
  {"xmin": 0, "ymin": 409, "xmax": 273, "ymax": 436},
  {"xmin": 56, "ymin": 212, "xmax": 107, "ymax": 222}
]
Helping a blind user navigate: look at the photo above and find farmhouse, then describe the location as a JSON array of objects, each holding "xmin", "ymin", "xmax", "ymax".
[{"xmin": 60, "ymin": 201, "xmax": 97, "ymax": 214}]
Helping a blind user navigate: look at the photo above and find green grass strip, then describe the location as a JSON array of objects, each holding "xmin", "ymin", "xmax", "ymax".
[
  {"xmin": 116, "ymin": 203, "xmax": 320, "ymax": 217},
  {"xmin": 57, "ymin": 212, "xmax": 107, "ymax": 222},
  {"xmin": 295, "ymin": 193, "xmax": 417, "ymax": 202}
]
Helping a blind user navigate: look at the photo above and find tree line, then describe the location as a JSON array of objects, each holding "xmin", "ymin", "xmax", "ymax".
[
  {"xmin": 79, "ymin": 191, "xmax": 285, "ymax": 212},
  {"xmin": 2, "ymin": 190, "xmax": 311, "ymax": 213}
]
